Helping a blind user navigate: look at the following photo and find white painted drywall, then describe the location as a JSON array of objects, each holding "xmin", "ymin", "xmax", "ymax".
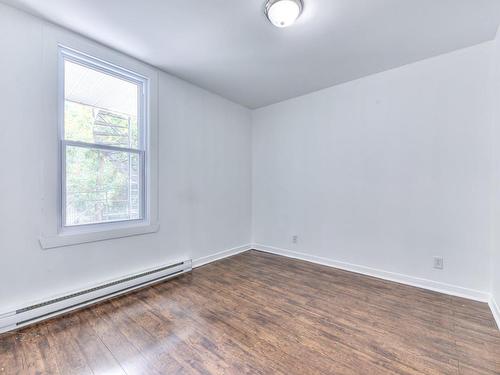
[
  {"xmin": 252, "ymin": 42, "xmax": 494, "ymax": 294},
  {"xmin": 490, "ymin": 27, "xmax": 500, "ymax": 312},
  {"xmin": 1, "ymin": 1, "xmax": 499, "ymax": 313},
  {"xmin": 0, "ymin": 3, "xmax": 252, "ymax": 311}
]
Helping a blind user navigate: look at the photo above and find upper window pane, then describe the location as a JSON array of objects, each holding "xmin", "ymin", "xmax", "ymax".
[{"xmin": 64, "ymin": 60, "xmax": 141, "ymax": 149}]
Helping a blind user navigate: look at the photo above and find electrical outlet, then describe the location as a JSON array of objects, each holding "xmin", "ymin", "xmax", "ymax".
[
  {"xmin": 292, "ymin": 235, "xmax": 298, "ymax": 244},
  {"xmin": 433, "ymin": 256, "xmax": 444, "ymax": 270}
]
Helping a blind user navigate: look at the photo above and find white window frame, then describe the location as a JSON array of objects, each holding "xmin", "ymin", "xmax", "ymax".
[
  {"xmin": 59, "ymin": 47, "xmax": 148, "ymax": 232},
  {"xmin": 39, "ymin": 29, "xmax": 159, "ymax": 249}
]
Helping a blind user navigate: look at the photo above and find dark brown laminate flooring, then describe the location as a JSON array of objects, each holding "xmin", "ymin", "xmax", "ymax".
[{"xmin": 1, "ymin": 250, "xmax": 499, "ymax": 374}]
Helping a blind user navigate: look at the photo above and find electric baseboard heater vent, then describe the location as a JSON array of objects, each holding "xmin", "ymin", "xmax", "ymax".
[{"xmin": 0, "ymin": 259, "xmax": 192, "ymax": 334}]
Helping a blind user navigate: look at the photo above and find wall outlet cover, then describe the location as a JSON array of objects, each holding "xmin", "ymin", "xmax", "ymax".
[{"xmin": 433, "ymin": 256, "xmax": 444, "ymax": 270}]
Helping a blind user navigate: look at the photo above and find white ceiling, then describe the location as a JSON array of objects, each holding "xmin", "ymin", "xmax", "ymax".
[{"xmin": 4, "ymin": 0, "xmax": 500, "ymax": 108}]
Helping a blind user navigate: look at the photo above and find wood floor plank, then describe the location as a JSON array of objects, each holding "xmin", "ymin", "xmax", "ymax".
[
  {"xmin": 0, "ymin": 333, "xmax": 26, "ymax": 375},
  {"xmin": 62, "ymin": 311, "xmax": 127, "ymax": 375},
  {"xmin": 13, "ymin": 324, "xmax": 60, "ymax": 375},
  {"xmin": 162, "ymin": 280, "xmax": 357, "ymax": 374},
  {"xmin": 44, "ymin": 316, "xmax": 95, "ymax": 375},
  {"xmin": 204, "ymin": 256, "xmax": 459, "ymax": 361},
  {"xmin": 148, "ymin": 281, "xmax": 291, "ymax": 375},
  {"xmin": 195, "ymin": 260, "xmax": 458, "ymax": 374},
  {"xmin": 125, "ymin": 288, "xmax": 274, "ymax": 375},
  {"xmin": 1, "ymin": 250, "xmax": 499, "ymax": 374},
  {"xmin": 82, "ymin": 305, "xmax": 164, "ymax": 375},
  {"xmin": 92, "ymin": 298, "xmax": 188, "ymax": 374}
]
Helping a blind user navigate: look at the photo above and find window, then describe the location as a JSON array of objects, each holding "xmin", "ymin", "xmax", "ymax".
[
  {"xmin": 39, "ymin": 36, "xmax": 158, "ymax": 249},
  {"xmin": 60, "ymin": 48, "xmax": 148, "ymax": 229}
]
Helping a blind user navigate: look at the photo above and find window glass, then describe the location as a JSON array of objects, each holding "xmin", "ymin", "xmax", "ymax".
[{"xmin": 61, "ymin": 50, "xmax": 146, "ymax": 227}]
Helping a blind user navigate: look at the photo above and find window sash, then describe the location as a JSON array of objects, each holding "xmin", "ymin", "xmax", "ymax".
[
  {"xmin": 61, "ymin": 141, "xmax": 146, "ymax": 228},
  {"xmin": 61, "ymin": 49, "xmax": 147, "ymax": 151}
]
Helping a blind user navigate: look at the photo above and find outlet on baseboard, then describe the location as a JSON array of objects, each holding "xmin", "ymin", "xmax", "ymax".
[
  {"xmin": 433, "ymin": 256, "xmax": 444, "ymax": 270},
  {"xmin": 292, "ymin": 235, "xmax": 298, "ymax": 244}
]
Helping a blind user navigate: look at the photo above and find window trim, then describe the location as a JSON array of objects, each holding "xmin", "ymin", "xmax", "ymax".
[
  {"xmin": 58, "ymin": 46, "xmax": 149, "ymax": 232},
  {"xmin": 38, "ymin": 32, "xmax": 159, "ymax": 250}
]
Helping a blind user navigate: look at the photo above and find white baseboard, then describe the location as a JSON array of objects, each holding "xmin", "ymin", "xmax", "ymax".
[
  {"xmin": 489, "ymin": 296, "xmax": 500, "ymax": 330},
  {"xmin": 252, "ymin": 243, "xmax": 490, "ymax": 303},
  {"xmin": 193, "ymin": 244, "xmax": 253, "ymax": 268}
]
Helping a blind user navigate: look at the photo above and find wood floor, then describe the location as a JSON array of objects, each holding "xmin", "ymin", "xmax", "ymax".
[{"xmin": 1, "ymin": 250, "xmax": 500, "ymax": 375}]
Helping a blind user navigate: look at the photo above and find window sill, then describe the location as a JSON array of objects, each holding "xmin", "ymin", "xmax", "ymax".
[{"xmin": 39, "ymin": 222, "xmax": 160, "ymax": 249}]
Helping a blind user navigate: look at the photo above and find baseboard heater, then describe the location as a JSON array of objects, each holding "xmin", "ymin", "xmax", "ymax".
[{"xmin": 0, "ymin": 259, "xmax": 192, "ymax": 334}]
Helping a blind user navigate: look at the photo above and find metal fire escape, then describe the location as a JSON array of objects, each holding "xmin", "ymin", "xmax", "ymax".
[{"xmin": 92, "ymin": 109, "xmax": 139, "ymax": 221}]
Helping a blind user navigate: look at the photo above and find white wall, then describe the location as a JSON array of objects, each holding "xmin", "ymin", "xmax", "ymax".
[
  {"xmin": 490, "ymin": 27, "xmax": 500, "ymax": 314},
  {"xmin": 1, "ymin": 1, "xmax": 499, "ymax": 313},
  {"xmin": 0, "ymin": 4, "xmax": 252, "ymax": 311},
  {"xmin": 252, "ymin": 42, "xmax": 494, "ymax": 296}
]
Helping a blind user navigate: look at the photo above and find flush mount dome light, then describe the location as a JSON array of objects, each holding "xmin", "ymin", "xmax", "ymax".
[{"xmin": 265, "ymin": 0, "xmax": 303, "ymax": 28}]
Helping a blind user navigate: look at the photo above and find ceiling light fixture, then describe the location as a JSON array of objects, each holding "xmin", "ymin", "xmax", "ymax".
[{"xmin": 265, "ymin": 0, "xmax": 303, "ymax": 28}]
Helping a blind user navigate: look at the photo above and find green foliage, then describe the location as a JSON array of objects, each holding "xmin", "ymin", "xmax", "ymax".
[{"xmin": 64, "ymin": 101, "xmax": 140, "ymax": 225}]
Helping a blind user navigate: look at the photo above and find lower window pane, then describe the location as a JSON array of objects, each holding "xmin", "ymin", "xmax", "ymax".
[{"xmin": 65, "ymin": 145, "xmax": 142, "ymax": 226}]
